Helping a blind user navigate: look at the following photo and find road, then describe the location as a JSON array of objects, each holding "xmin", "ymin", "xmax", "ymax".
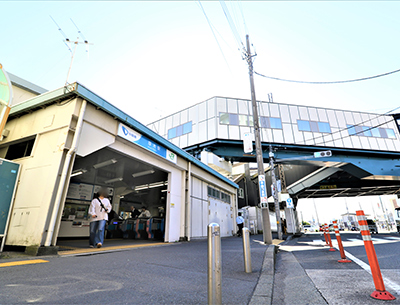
[
  {"xmin": 273, "ymin": 232, "xmax": 400, "ymax": 305},
  {"xmin": 0, "ymin": 236, "xmax": 268, "ymax": 304}
]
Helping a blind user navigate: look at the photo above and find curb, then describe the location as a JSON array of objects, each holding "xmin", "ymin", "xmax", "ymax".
[{"xmin": 248, "ymin": 244, "xmax": 277, "ymax": 305}]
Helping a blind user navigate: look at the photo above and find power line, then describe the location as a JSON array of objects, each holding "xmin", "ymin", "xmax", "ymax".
[
  {"xmin": 255, "ymin": 68, "xmax": 400, "ymax": 84},
  {"xmin": 219, "ymin": 0, "xmax": 245, "ymax": 51}
]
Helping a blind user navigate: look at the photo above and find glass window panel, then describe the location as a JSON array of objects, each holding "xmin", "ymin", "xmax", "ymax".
[
  {"xmin": 220, "ymin": 113, "xmax": 229, "ymax": 124},
  {"xmin": 248, "ymin": 115, "xmax": 254, "ymax": 127},
  {"xmin": 229, "ymin": 113, "xmax": 239, "ymax": 125},
  {"xmin": 168, "ymin": 128, "xmax": 176, "ymax": 139},
  {"xmin": 310, "ymin": 121, "xmax": 319, "ymax": 132},
  {"xmin": 298, "ymin": 120, "xmax": 311, "ymax": 132},
  {"xmin": 397, "ymin": 119, "xmax": 400, "ymax": 125},
  {"xmin": 260, "ymin": 116, "xmax": 270, "ymax": 128},
  {"xmin": 379, "ymin": 128, "xmax": 388, "ymax": 138},
  {"xmin": 371, "ymin": 128, "xmax": 380, "ymax": 137},
  {"xmin": 318, "ymin": 122, "xmax": 331, "ymax": 133},
  {"xmin": 355, "ymin": 126, "xmax": 364, "ymax": 136},
  {"xmin": 270, "ymin": 117, "xmax": 282, "ymax": 129},
  {"xmin": 347, "ymin": 125, "xmax": 356, "ymax": 136},
  {"xmin": 386, "ymin": 129, "xmax": 396, "ymax": 139},
  {"xmin": 362, "ymin": 126, "xmax": 372, "ymax": 137},
  {"xmin": 176, "ymin": 125, "xmax": 183, "ymax": 137},
  {"xmin": 183, "ymin": 122, "xmax": 192, "ymax": 134},
  {"xmin": 238, "ymin": 115, "xmax": 248, "ymax": 126}
]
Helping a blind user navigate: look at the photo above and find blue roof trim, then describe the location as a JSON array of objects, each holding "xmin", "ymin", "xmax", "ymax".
[{"xmin": 74, "ymin": 83, "xmax": 238, "ymax": 189}]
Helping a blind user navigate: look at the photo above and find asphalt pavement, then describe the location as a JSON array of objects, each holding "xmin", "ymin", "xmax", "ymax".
[
  {"xmin": 0, "ymin": 235, "xmax": 270, "ymax": 304},
  {"xmin": 272, "ymin": 232, "xmax": 400, "ymax": 305}
]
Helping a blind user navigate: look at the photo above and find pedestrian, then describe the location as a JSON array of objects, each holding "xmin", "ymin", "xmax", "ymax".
[
  {"xmin": 139, "ymin": 207, "xmax": 151, "ymax": 218},
  {"xmin": 89, "ymin": 188, "xmax": 112, "ymax": 248},
  {"xmin": 236, "ymin": 212, "xmax": 244, "ymax": 237},
  {"xmin": 130, "ymin": 206, "xmax": 141, "ymax": 219}
]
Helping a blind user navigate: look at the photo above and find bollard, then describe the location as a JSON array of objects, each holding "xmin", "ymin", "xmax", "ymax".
[
  {"xmin": 242, "ymin": 227, "xmax": 252, "ymax": 273},
  {"xmin": 332, "ymin": 220, "xmax": 351, "ymax": 263},
  {"xmin": 323, "ymin": 223, "xmax": 329, "ymax": 245},
  {"xmin": 356, "ymin": 210, "xmax": 395, "ymax": 301},
  {"xmin": 208, "ymin": 223, "xmax": 222, "ymax": 305},
  {"xmin": 325, "ymin": 224, "xmax": 335, "ymax": 251}
]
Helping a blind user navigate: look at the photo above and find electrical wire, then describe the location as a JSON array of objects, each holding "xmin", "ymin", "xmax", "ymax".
[
  {"xmin": 255, "ymin": 68, "xmax": 400, "ymax": 84},
  {"xmin": 197, "ymin": 1, "xmax": 233, "ymax": 73},
  {"xmin": 219, "ymin": 0, "xmax": 245, "ymax": 51}
]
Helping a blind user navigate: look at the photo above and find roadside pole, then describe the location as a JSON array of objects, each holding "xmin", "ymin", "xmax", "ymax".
[{"xmin": 245, "ymin": 34, "xmax": 273, "ymax": 244}]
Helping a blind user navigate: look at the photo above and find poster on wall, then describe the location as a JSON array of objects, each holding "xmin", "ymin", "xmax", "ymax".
[{"xmin": 66, "ymin": 183, "xmax": 94, "ymax": 201}]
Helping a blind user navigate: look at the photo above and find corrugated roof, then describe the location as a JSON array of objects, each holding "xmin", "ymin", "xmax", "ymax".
[
  {"xmin": 9, "ymin": 82, "xmax": 238, "ymax": 189},
  {"xmin": 8, "ymin": 72, "xmax": 48, "ymax": 95}
]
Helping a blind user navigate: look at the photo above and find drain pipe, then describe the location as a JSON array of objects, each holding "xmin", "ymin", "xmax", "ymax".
[
  {"xmin": 185, "ymin": 162, "xmax": 192, "ymax": 241},
  {"xmin": 44, "ymin": 99, "xmax": 87, "ymax": 246}
]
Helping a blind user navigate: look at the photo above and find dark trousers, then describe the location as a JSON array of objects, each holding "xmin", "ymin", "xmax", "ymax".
[{"xmin": 237, "ymin": 223, "xmax": 244, "ymax": 236}]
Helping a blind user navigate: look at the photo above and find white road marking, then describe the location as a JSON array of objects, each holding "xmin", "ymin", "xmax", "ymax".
[
  {"xmin": 347, "ymin": 238, "xmax": 361, "ymax": 243},
  {"xmin": 333, "ymin": 245, "xmax": 400, "ymax": 296},
  {"xmin": 385, "ymin": 236, "xmax": 400, "ymax": 240}
]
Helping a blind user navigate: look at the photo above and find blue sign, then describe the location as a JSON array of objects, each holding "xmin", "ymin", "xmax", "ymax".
[
  {"xmin": 258, "ymin": 175, "xmax": 267, "ymax": 203},
  {"xmin": 118, "ymin": 124, "xmax": 177, "ymax": 163}
]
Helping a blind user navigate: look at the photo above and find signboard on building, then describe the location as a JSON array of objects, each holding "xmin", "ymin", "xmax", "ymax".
[
  {"xmin": 258, "ymin": 175, "xmax": 268, "ymax": 204},
  {"xmin": 286, "ymin": 198, "xmax": 294, "ymax": 209},
  {"xmin": 66, "ymin": 183, "xmax": 94, "ymax": 201},
  {"xmin": 118, "ymin": 123, "xmax": 177, "ymax": 164},
  {"xmin": 243, "ymin": 132, "xmax": 253, "ymax": 153}
]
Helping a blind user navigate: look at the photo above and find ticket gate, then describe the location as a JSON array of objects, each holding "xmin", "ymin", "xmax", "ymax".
[
  {"xmin": 134, "ymin": 218, "xmax": 149, "ymax": 239},
  {"xmin": 147, "ymin": 217, "xmax": 165, "ymax": 240},
  {"xmin": 106, "ymin": 218, "xmax": 123, "ymax": 239},
  {"xmin": 120, "ymin": 218, "xmax": 136, "ymax": 239}
]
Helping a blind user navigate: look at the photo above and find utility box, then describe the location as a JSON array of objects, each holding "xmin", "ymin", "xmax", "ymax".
[{"xmin": 0, "ymin": 158, "xmax": 20, "ymax": 251}]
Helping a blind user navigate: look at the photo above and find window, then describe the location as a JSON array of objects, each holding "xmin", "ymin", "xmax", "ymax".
[
  {"xmin": 355, "ymin": 126, "xmax": 364, "ymax": 136},
  {"xmin": 238, "ymin": 115, "xmax": 248, "ymax": 126},
  {"xmin": 168, "ymin": 122, "xmax": 192, "ymax": 139},
  {"xmin": 221, "ymin": 192, "xmax": 231, "ymax": 204},
  {"xmin": 220, "ymin": 113, "xmax": 230, "ymax": 124},
  {"xmin": 207, "ymin": 186, "xmax": 221, "ymax": 199},
  {"xmin": 310, "ymin": 121, "xmax": 319, "ymax": 132},
  {"xmin": 379, "ymin": 128, "xmax": 388, "ymax": 138},
  {"xmin": 347, "ymin": 125, "xmax": 356, "ymax": 136},
  {"xmin": 362, "ymin": 126, "xmax": 372, "ymax": 137},
  {"xmin": 298, "ymin": 120, "xmax": 311, "ymax": 132},
  {"xmin": 371, "ymin": 128, "xmax": 380, "ymax": 137},
  {"xmin": 387, "ymin": 129, "xmax": 396, "ymax": 139},
  {"xmin": 318, "ymin": 122, "xmax": 331, "ymax": 133},
  {"xmin": 238, "ymin": 188, "xmax": 244, "ymax": 199},
  {"xmin": 260, "ymin": 117, "xmax": 270, "ymax": 128},
  {"xmin": 5, "ymin": 138, "xmax": 35, "ymax": 160},
  {"xmin": 270, "ymin": 117, "xmax": 282, "ymax": 129},
  {"xmin": 229, "ymin": 113, "xmax": 239, "ymax": 125}
]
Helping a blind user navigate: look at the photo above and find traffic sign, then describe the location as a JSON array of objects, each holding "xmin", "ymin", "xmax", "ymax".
[
  {"xmin": 286, "ymin": 197, "xmax": 294, "ymax": 209},
  {"xmin": 259, "ymin": 175, "xmax": 267, "ymax": 203}
]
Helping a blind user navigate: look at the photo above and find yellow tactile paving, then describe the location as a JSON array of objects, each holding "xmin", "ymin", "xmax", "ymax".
[
  {"xmin": 58, "ymin": 242, "xmax": 167, "ymax": 256},
  {"xmin": 0, "ymin": 259, "xmax": 49, "ymax": 268}
]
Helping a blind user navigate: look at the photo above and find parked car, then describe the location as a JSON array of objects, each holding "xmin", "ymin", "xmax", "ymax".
[
  {"xmin": 367, "ymin": 219, "xmax": 378, "ymax": 234},
  {"xmin": 302, "ymin": 225, "xmax": 318, "ymax": 232},
  {"xmin": 350, "ymin": 226, "xmax": 359, "ymax": 231}
]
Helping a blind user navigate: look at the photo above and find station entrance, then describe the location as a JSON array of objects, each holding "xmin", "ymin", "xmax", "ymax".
[{"xmin": 56, "ymin": 147, "xmax": 169, "ymax": 249}]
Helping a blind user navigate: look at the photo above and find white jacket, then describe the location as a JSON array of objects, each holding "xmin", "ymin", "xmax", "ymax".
[{"xmin": 89, "ymin": 197, "xmax": 112, "ymax": 222}]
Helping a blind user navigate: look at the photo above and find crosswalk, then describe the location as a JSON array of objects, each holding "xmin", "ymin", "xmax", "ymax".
[{"xmin": 311, "ymin": 235, "xmax": 400, "ymax": 245}]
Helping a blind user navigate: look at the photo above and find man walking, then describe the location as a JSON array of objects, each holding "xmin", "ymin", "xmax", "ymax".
[{"xmin": 236, "ymin": 212, "xmax": 244, "ymax": 237}]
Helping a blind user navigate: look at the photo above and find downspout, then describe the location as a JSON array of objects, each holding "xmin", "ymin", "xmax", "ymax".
[
  {"xmin": 185, "ymin": 162, "xmax": 192, "ymax": 241},
  {"xmin": 44, "ymin": 99, "xmax": 87, "ymax": 246}
]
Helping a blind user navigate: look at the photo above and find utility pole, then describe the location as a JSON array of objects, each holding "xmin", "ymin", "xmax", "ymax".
[
  {"xmin": 269, "ymin": 145, "xmax": 283, "ymax": 240},
  {"xmin": 245, "ymin": 35, "xmax": 273, "ymax": 244}
]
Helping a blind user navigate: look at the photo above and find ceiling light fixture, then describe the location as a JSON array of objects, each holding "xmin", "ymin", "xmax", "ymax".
[
  {"xmin": 104, "ymin": 177, "xmax": 123, "ymax": 184},
  {"xmin": 148, "ymin": 181, "xmax": 166, "ymax": 188},
  {"xmin": 93, "ymin": 158, "xmax": 117, "ymax": 169},
  {"xmin": 70, "ymin": 169, "xmax": 87, "ymax": 177},
  {"xmin": 135, "ymin": 185, "xmax": 149, "ymax": 191},
  {"xmin": 132, "ymin": 169, "xmax": 155, "ymax": 178}
]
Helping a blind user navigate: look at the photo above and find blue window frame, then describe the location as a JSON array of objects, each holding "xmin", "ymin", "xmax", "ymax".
[
  {"xmin": 183, "ymin": 122, "xmax": 192, "ymax": 134},
  {"xmin": 229, "ymin": 113, "xmax": 239, "ymax": 125},
  {"xmin": 168, "ymin": 128, "xmax": 176, "ymax": 139},
  {"xmin": 260, "ymin": 117, "xmax": 270, "ymax": 128},
  {"xmin": 298, "ymin": 120, "xmax": 311, "ymax": 132},
  {"xmin": 270, "ymin": 117, "xmax": 282, "ymax": 129},
  {"xmin": 379, "ymin": 128, "xmax": 388, "ymax": 138},
  {"xmin": 386, "ymin": 128, "xmax": 396, "ymax": 139},
  {"xmin": 371, "ymin": 128, "xmax": 380, "ymax": 137},
  {"xmin": 310, "ymin": 121, "xmax": 319, "ymax": 132},
  {"xmin": 355, "ymin": 126, "xmax": 364, "ymax": 136},
  {"xmin": 176, "ymin": 125, "xmax": 183, "ymax": 137},
  {"xmin": 318, "ymin": 122, "xmax": 331, "ymax": 133}
]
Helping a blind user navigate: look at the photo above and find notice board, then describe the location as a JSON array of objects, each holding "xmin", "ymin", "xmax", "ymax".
[{"xmin": 0, "ymin": 159, "xmax": 20, "ymax": 236}]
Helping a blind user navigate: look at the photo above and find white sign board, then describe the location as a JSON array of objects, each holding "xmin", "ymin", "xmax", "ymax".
[
  {"xmin": 67, "ymin": 183, "xmax": 94, "ymax": 201},
  {"xmin": 243, "ymin": 132, "xmax": 253, "ymax": 153},
  {"xmin": 286, "ymin": 197, "xmax": 294, "ymax": 209}
]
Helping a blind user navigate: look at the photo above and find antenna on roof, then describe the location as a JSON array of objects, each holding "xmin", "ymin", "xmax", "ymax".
[{"xmin": 50, "ymin": 16, "xmax": 93, "ymax": 89}]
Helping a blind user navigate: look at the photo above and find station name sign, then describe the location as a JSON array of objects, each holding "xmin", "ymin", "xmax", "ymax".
[{"xmin": 117, "ymin": 123, "xmax": 177, "ymax": 164}]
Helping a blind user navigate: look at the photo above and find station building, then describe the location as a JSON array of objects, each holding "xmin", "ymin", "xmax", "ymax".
[{"xmin": 0, "ymin": 78, "xmax": 238, "ymax": 253}]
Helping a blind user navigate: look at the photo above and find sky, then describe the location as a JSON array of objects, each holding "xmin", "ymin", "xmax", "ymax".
[{"xmin": 2, "ymin": 1, "xmax": 400, "ymax": 126}]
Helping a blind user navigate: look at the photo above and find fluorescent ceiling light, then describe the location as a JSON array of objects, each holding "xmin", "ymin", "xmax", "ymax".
[
  {"xmin": 149, "ymin": 181, "xmax": 166, "ymax": 188},
  {"xmin": 135, "ymin": 185, "xmax": 149, "ymax": 191},
  {"xmin": 105, "ymin": 177, "xmax": 123, "ymax": 184},
  {"xmin": 70, "ymin": 169, "xmax": 87, "ymax": 177},
  {"xmin": 132, "ymin": 170, "xmax": 155, "ymax": 178},
  {"xmin": 161, "ymin": 189, "xmax": 168, "ymax": 193},
  {"xmin": 93, "ymin": 159, "xmax": 117, "ymax": 169}
]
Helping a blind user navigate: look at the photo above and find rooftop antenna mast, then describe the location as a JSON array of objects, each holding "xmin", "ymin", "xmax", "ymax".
[{"xmin": 50, "ymin": 16, "xmax": 93, "ymax": 88}]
